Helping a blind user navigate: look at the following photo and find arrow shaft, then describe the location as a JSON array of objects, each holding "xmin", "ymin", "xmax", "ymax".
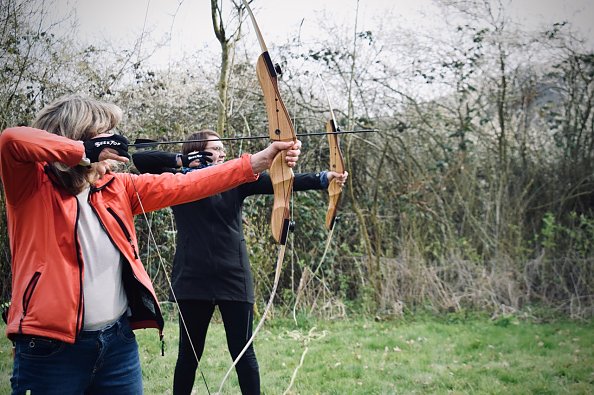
[{"xmin": 130, "ymin": 129, "xmax": 376, "ymax": 148}]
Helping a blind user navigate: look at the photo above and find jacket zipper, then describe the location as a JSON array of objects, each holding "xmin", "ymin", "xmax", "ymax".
[
  {"xmin": 18, "ymin": 272, "xmax": 41, "ymax": 334},
  {"xmin": 87, "ymin": 186, "xmax": 164, "ymax": 340},
  {"xmin": 106, "ymin": 207, "xmax": 139, "ymax": 259},
  {"xmin": 74, "ymin": 196, "xmax": 84, "ymax": 338},
  {"xmin": 86, "ymin": 185, "xmax": 138, "ymax": 260}
]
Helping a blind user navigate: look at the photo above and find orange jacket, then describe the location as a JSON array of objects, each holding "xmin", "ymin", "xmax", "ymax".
[{"xmin": 0, "ymin": 127, "xmax": 258, "ymax": 343}]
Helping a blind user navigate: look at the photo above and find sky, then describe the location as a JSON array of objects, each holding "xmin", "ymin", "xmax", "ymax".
[{"xmin": 53, "ymin": 0, "xmax": 593, "ymax": 69}]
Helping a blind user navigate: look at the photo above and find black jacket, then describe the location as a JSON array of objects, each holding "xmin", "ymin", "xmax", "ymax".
[{"xmin": 132, "ymin": 150, "xmax": 327, "ymax": 303}]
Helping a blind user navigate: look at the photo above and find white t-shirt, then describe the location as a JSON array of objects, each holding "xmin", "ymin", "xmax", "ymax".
[{"xmin": 76, "ymin": 186, "xmax": 128, "ymax": 330}]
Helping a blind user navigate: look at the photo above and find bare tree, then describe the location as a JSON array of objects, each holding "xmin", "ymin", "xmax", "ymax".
[{"xmin": 211, "ymin": 0, "xmax": 244, "ymax": 136}]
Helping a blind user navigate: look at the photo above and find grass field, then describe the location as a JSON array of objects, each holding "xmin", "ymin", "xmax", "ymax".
[{"xmin": 1, "ymin": 312, "xmax": 593, "ymax": 394}]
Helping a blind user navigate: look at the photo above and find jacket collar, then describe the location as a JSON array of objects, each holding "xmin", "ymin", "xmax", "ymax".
[{"xmin": 91, "ymin": 173, "xmax": 116, "ymax": 191}]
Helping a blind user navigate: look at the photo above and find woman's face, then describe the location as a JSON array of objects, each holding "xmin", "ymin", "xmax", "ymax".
[{"xmin": 204, "ymin": 138, "xmax": 226, "ymax": 165}]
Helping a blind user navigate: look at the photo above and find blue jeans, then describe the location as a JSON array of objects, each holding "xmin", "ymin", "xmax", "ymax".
[{"xmin": 10, "ymin": 314, "xmax": 143, "ymax": 395}]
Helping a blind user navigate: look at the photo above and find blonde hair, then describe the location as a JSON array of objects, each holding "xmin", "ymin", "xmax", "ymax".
[
  {"xmin": 33, "ymin": 94, "xmax": 122, "ymax": 140},
  {"xmin": 33, "ymin": 95, "xmax": 124, "ymax": 194}
]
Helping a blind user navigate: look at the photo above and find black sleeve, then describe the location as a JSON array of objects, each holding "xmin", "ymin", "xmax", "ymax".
[
  {"xmin": 238, "ymin": 172, "xmax": 325, "ymax": 199},
  {"xmin": 294, "ymin": 172, "xmax": 327, "ymax": 192},
  {"xmin": 132, "ymin": 150, "xmax": 180, "ymax": 174}
]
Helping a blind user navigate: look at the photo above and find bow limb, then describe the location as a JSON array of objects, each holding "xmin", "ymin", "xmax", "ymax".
[{"xmin": 291, "ymin": 124, "xmax": 342, "ymax": 321}]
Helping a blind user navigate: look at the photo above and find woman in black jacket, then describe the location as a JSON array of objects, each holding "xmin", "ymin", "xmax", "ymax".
[{"xmin": 132, "ymin": 129, "xmax": 347, "ymax": 395}]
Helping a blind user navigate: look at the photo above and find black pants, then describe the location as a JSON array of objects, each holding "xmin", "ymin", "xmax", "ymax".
[{"xmin": 173, "ymin": 300, "xmax": 260, "ymax": 395}]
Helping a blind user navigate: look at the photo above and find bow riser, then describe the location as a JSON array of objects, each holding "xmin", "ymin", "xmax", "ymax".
[
  {"xmin": 325, "ymin": 119, "xmax": 345, "ymax": 230},
  {"xmin": 270, "ymin": 151, "xmax": 294, "ymax": 244},
  {"xmin": 326, "ymin": 180, "xmax": 342, "ymax": 230},
  {"xmin": 268, "ymin": 161, "xmax": 294, "ymax": 243}
]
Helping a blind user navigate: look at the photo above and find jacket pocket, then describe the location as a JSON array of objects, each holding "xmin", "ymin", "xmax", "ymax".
[{"xmin": 19, "ymin": 271, "xmax": 41, "ymax": 333}]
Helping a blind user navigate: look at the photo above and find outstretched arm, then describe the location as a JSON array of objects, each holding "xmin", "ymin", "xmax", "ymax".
[
  {"xmin": 132, "ymin": 150, "xmax": 179, "ymax": 174},
  {"xmin": 238, "ymin": 170, "xmax": 348, "ymax": 199}
]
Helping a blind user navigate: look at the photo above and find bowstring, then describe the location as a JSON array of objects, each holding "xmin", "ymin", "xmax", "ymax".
[
  {"xmin": 216, "ymin": 2, "xmax": 294, "ymax": 392},
  {"xmin": 290, "ymin": 93, "xmax": 298, "ymax": 295},
  {"xmin": 292, "ymin": 71, "xmax": 342, "ymax": 322},
  {"xmin": 129, "ymin": 175, "xmax": 211, "ymax": 394},
  {"xmin": 292, "ymin": 222, "xmax": 336, "ymax": 324},
  {"xmin": 216, "ymin": 95, "xmax": 295, "ymax": 394}
]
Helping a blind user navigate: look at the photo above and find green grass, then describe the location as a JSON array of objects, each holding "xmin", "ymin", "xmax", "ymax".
[{"xmin": 1, "ymin": 313, "xmax": 593, "ymax": 394}]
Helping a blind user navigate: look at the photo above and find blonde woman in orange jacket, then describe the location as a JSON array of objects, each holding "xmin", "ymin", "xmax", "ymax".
[{"xmin": 0, "ymin": 94, "xmax": 301, "ymax": 394}]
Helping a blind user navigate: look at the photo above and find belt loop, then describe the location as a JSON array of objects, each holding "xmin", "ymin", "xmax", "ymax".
[{"xmin": 117, "ymin": 312, "xmax": 127, "ymax": 332}]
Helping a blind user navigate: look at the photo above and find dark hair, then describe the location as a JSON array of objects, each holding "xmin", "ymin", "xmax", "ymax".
[{"xmin": 182, "ymin": 129, "xmax": 220, "ymax": 155}]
